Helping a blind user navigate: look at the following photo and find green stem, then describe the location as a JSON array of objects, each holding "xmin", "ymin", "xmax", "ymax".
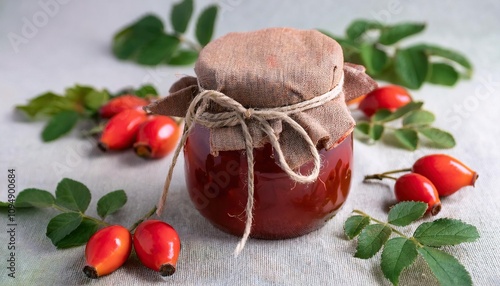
[
  {"xmin": 364, "ymin": 168, "xmax": 411, "ymax": 181},
  {"xmin": 128, "ymin": 205, "xmax": 157, "ymax": 233},
  {"xmin": 178, "ymin": 35, "xmax": 202, "ymax": 52},
  {"xmin": 352, "ymin": 209, "xmax": 423, "ymax": 247},
  {"xmin": 52, "ymin": 204, "xmax": 110, "ymax": 226}
]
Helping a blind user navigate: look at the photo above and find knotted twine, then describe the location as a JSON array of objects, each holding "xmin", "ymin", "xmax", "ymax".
[{"xmin": 154, "ymin": 72, "xmax": 345, "ymax": 256}]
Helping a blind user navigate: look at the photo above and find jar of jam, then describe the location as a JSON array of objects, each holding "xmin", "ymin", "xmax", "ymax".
[{"xmin": 148, "ymin": 28, "xmax": 376, "ymax": 246}]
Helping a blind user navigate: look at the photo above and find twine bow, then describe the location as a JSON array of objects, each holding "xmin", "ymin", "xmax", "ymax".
[{"xmin": 154, "ymin": 72, "xmax": 344, "ymax": 256}]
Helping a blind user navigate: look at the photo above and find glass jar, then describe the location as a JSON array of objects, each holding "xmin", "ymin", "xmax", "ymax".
[{"xmin": 184, "ymin": 124, "xmax": 353, "ymax": 239}]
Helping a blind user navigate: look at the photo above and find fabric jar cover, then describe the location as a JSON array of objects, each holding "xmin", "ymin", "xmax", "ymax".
[{"xmin": 148, "ymin": 27, "xmax": 377, "ymax": 169}]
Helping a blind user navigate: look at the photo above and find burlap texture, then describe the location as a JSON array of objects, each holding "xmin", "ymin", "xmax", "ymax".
[{"xmin": 148, "ymin": 28, "xmax": 377, "ymax": 169}]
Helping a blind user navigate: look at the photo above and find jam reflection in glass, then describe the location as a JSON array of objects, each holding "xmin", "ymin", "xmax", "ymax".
[{"xmin": 184, "ymin": 125, "xmax": 353, "ymax": 239}]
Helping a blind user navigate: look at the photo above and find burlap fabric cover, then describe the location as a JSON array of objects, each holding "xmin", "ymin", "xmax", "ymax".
[{"xmin": 148, "ymin": 27, "xmax": 377, "ymax": 169}]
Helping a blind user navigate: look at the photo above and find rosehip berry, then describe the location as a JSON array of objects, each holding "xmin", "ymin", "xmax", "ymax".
[
  {"xmin": 133, "ymin": 220, "xmax": 181, "ymax": 276},
  {"xmin": 394, "ymin": 173, "xmax": 441, "ymax": 216},
  {"xmin": 358, "ymin": 85, "xmax": 412, "ymax": 117},
  {"xmin": 412, "ymin": 154, "xmax": 478, "ymax": 196},
  {"xmin": 99, "ymin": 95, "xmax": 149, "ymax": 119},
  {"xmin": 83, "ymin": 225, "xmax": 132, "ymax": 279},
  {"xmin": 98, "ymin": 109, "xmax": 148, "ymax": 151},
  {"xmin": 133, "ymin": 116, "xmax": 181, "ymax": 159}
]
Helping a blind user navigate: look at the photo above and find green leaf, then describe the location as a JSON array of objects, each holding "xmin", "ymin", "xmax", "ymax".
[
  {"xmin": 134, "ymin": 84, "xmax": 158, "ymax": 98},
  {"xmin": 136, "ymin": 34, "xmax": 180, "ymax": 65},
  {"xmin": 55, "ymin": 178, "xmax": 91, "ymax": 213},
  {"xmin": 112, "ymin": 15, "xmax": 165, "ymax": 60},
  {"xmin": 97, "ymin": 190, "xmax": 127, "ymax": 219},
  {"xmin": 344, "ymin": 215, "xmax": 370, "ymax": 239},
  {"xmin": 84, "ymin": 90, "xmax": 109, "ymax": 111},
  {"xmin": 418, "ymin": 246, "xmax": 472, "ymax": 286},
  {"xmin": 372, "ymin": 109, "xmax": 392, "ymax": 122},
  {"xmin": 403, "ymin": 110, "xmax": 435, "ymax": 127},
  {"xmin": 388, "ymin": 201, "xmax": 427, "ymax": 227},
  {"xmin": 394, "ymin": 128, "xmax": 419, "ymax": 150},
  {"xmin": 417, "ymin": 127, "xmax": 456, "ymax": 148},
  {"xmin": 428, "ymin": 63, "xmax": 459, "ymax": 86},
  {"xmin": 381, "ymin": 237, "xmax": 418, "ymax": 285},
  {"xmin": 15, "ymin": 188, "xmax": 55, "ymax": 208},
  {"xmin": 355, "ymin": 121, "xmax": 370, "ymax": 135},
  {"xmin": 379, "ymin": 23, "xmax": 426, "ymax": 45},
  {"xmin": 369, "ymin": 124, "xmax": 384, "ymax": 141},
  {"xmin": 46, "ymin": 213, "xmax": 83, "ymax": 245},
  {"xmin": 355, "ymin": 224, "xmax": 392, "ymax": 259},
  {"xmin": 16, "ymin": 92, "xmax": 74, "ymax": 118},
  {"xmin": 395, "ymin": 48, "xmax": 429, "ymax": 89},
  {"xmin": 171, "ymin": 0, "xmax": 193, "ymax": 34},
  {"xmin": 167, "ymin": 49, "xmax": 199, "ymax": 65},
  {"xmin": 360, "ymin": 43, "xmax": 388, "ymax": 75},
  {"xmin": 346, "ymin": 19, "xmax": 382, "ymax": 41},
  {"xmin": 65, "ymin": 85, "xmax": 94, "ymax": 103},
  {"xmin": 379, "ymin": 101, "xmax": 424, "ymax": 122},
  {"xmin": 195, "ymin": 5, "xmax": 218, "ymax": 46},
  {"xmin": 0, "ymin": 201, "xmax": 9, "ymax": 208},
  {"xmin": 41, "ymin": 110, "xmax": 79, "ymax": 142},
  {"xmin": 413, "ymin": 218, "xmax": 480, "ymax": 246},
  {"xmin": 55, "ymin": 218, "xmax": 100, "ymax": 249},
  {"xmin": 412, "ymin": 44, "xmax": 473, "ymax": 71}
]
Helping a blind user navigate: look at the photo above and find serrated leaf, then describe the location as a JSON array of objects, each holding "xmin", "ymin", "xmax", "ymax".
[
  {"xmin": 55, "ymin": 178, "xmax": 91, "ymax": 213},
  {"xmin": 412, "ymin": 44, "xmax": 472, "ymax": 71},
  {"xmin": 41, "ymin": 110, "xmax": 79, "ymax": 142},
  {"xmin": 55, "ymin": 218, "xmax": 100, "ymax": 249},
  {"xmin": 16, "ymin": 92, "xmax": 74, "ymax": 118},
  {"xmin": 346, "ymin": 19, "xmax": 382, "ymax": 41},
  {"xmin": 136, "ymin": 34, "xmax": 180, "ymax": 65},
  {"xmin": 134, "ymin": 84, "xmax": 158, "ymax": 98},
  {"xmin": 394, "ymin": 128, "xmax": 419, "ymax": 150},
  {"xmin": 167, "ymin": 49, "xmax": 199, "ymax": 65},
  {"xmin": 388, "ymin": 201, "xmax": 427, "ymax": 226},
  {"xmin": 413, "ymin": 218, "xmax": 479, "ymax": 246},
  {"xmin": 15, "ymin": 188, "xmax": 55, "ymax": 208},
  {"xmin": 379, "ymin": 23, "xmax": 426, "ymax": 45},
  {"xmin": 195, "ymin": 5, "xmax": 218, "ymax": 46},
  {"xmin": 369, "ymin": 124, "xmax": 384, "ymax": 141},
  {"xmin": 417, "ymin": 127, "xmax": 456, "ymax": 148},
  {"xmin": 381, "ymin": 237, "xmax": 418, "ymax": 285},
  {"xmin": 46, "ymin": 213, "xmax": 82, "ymax": 245},
  {"xmin": 372, "ymin": 109, "xmax": 392, "ymax": 122},
  {"xmin": 97, "ymin": 190, "xmax": 127, "ymax": 219},
  {"xmin": 379, "ymin": 101, "xmax": 423, "ymax": 122},
  {"xmin": 360, "ymin": 43, "xmax": 388, "ymax": 75},
  {"xmin": 418, "ymin": 246, "xmax": 472, "ymax": 286},
  {"xmin": 395, "ymin": 48, "xmax": 429, "ymax": 89},
  {"xmin": 171, "ymin": 0, "xmax": 193, "ymax": 34},
  {"xmin": 355, "ymin": 121, "xmax": 371, "ymax": 135},
  {"xmin": 428, "ymin": 63, "xmax": 459, "ymax": 86},
  {"xmin": 403, "ymin": 110, "xmax": 435, "ymax": 127},
  {"xmin": 355, "ymin": 224, "xmax": 392, "ymax": 259},
  {"xmin": 84, "ymin": 90, "xmax": 109, "ymax": 111},
  {"xmin": 344, "ymin": 215, "xmax": 371, "ymax": 239}
]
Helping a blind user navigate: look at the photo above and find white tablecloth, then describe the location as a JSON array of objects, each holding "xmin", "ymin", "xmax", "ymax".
[{"xmin": 1, "ymin": 0, "xmax": 499, "ymax": 285}]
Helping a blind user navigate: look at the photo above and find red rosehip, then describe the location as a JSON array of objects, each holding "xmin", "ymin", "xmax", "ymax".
[
  {"xmin": 394, "ymin": 173, "xmax": 441, "ymax": 215},
  {"xmin": 83, "ymin": 225, "xmax": 132, "ymax": 279},
  {"xmin": 133, "ymin": 116, "xmax": 181, "ymax": 159},
  {"xmin": 358, "ymin": 85, "xmax": 412, "ymax": 117},
  {"xmin": 133, "ymin": 220, "xmax": 181, "ymax": 276},
  {"xmin": 98, "ymin": 109, "xmax": 148, "ymax": 151},
  {"xmin": 99, "ymin": 95, "xmax": 149, "ymax": 119},
  {"xmin": 412, "ymin": 154, "xmax": 478, "ymax": 196}
]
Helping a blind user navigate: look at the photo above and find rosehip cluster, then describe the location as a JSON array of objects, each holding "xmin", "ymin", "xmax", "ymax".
[
  {"xmin": 83, "ymin": 220, "xmax": 181, "ymax": 279},
  {"xmin": 365, "ymin": 154, "xmax": 478, "ymax": 215},
  {"xmin": 97, "ymin": 95, "xmax": 181, "ymax": 159}
]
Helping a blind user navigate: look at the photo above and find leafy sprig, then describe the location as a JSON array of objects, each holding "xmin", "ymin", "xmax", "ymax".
[
  {"xmin": 345, "ymin": 201, "xmax": 479, "ymax": 285},
  {"xmin": 16, "ymin": 84, "xmax": 158, "ymax": 142},
  {"xmin": 112, "ymin": 0, "xmax": 218, "ymax": 66},
  {"xmin": 3, "ymin": 178, "xmax": 156, "ymax": 249},
  {"xmin": 355, "ymin": 101, "xmax": 456, "ymax": 150},
  {"xmin": 319, "ymin": 20, "xmax": 473, "ymax": 89}
]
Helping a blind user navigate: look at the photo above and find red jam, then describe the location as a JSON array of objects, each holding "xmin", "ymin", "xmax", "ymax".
[{"xmin": 184, "ymin": 124, "xmax": 353, "ymax": 239}]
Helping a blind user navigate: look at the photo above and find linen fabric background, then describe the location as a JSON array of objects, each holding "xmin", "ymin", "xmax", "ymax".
[{"xmin": 1, "ymin": 1, "xmax": 499, "ymax": 285}]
